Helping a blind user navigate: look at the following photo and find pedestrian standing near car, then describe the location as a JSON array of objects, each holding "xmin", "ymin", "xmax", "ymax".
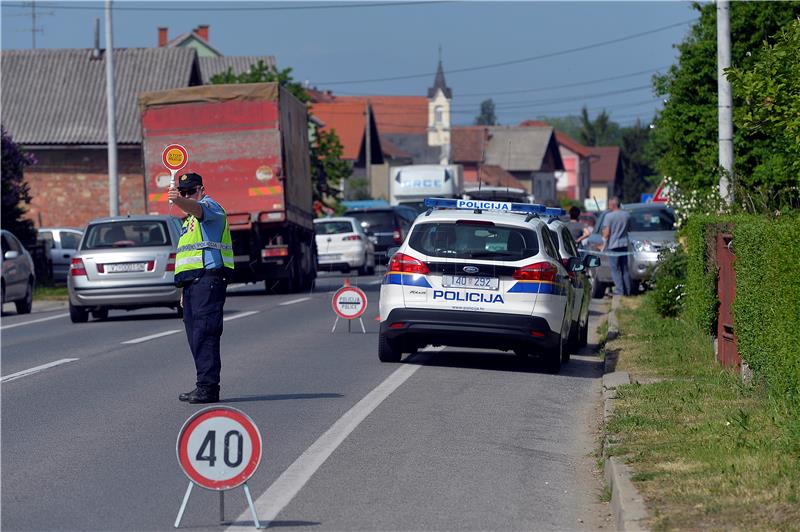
[
  {"xmin": 567, "ymin": 205, "xmax": 592, "ymax": 244},
  {"xmin": 168, "ymin": 172, "xmax": 234, "ymax": 404},
  {"xmin": 601, "ymin": 197, "xmax": 631, "ymax": 296}
]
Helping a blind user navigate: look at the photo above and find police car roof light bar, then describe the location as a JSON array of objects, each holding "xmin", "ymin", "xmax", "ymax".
[{"xmin": 423, "ymin": 198, "xmax": 565, "ymax": 217}]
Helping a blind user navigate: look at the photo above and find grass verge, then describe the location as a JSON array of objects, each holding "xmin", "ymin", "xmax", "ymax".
[
  {"xmin": 605, "ymin": 295, "xmax": 800, "ymax": 531},
  {"xmin": 33, "ymin": 285, "xmax": 68, "ymax": 300}
]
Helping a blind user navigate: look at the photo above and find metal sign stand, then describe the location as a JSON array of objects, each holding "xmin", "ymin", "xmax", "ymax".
[
  {"xmin": 174, "ymin": 482, "xmax": 262, "ymax": 529},
  {"xmin": 331, "ymin": 314, "xmax": 366, "ymax": 334}
]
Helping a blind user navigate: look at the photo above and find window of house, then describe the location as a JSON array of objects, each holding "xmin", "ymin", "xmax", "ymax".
[{"xmin": 435, "ymin": 106, "xmax": 444, "ymax": 125}]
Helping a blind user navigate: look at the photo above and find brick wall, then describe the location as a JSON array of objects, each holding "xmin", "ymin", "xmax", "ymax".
[{"xmin": 24, "ymin": 147, "xmax": 146, "ymax": 229}]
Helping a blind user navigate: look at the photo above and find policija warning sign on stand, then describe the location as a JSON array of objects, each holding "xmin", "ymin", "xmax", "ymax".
[
  {"xmin": 331, "ymin": 278, "xmax": 368, "ymax": 334},
  {"xmin": 174, "ymin": 406, "xmax": 264, "ymax": 528}
]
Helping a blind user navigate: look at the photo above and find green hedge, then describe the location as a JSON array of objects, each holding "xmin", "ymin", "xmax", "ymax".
[
  {"xmin": 683, "ymin": 213, "xmax": 800, "ymax": 405},
  {"xmin": 683, "ymin": 216, "xmax": 719, "ymax": 334},
  {"xmin": 733, "ymin": 216, "xmax": 800, "ymax": 403}
]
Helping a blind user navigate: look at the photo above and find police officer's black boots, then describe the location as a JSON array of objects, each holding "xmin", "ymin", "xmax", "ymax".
[
  {"xmin": 188, "ymin": 386, "xmax": 219, "ymax": 404},
  {"xmin": 178, "ymin": 388, "xmax": 198, "ymax": 402}
]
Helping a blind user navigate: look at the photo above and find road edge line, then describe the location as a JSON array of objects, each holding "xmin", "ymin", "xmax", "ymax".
[{"xmin": 228, "ymin": 363, "xmax": 421, "ymax": 528}]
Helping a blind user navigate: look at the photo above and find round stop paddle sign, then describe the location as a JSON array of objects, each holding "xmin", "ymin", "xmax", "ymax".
[
  {"xmin": 331, "ymin": 285, "xmax": 368, "ymax": 320},
  {"xmin": 162, "ymin": 144, "xmax": 188, "ymax": 172},
  {"xmin": 176, "ymin": 406, "xmax": 262, "ymax": 490}
]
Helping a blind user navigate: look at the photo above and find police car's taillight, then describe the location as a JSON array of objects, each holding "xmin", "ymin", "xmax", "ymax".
[
  {"xmin": 513, "ymin": 262, "xmax": 558, "ymax": 282},
  {"xmin": 166, "ymin": 253, "xmax": 176, "ymax": 272},
  {"xmin": 70, "ymin": 258, "xmax": 87, "ymax": 276},
  {"xmin": 388, "ymin": 253, "xmax": 429, "ymax": 275}
]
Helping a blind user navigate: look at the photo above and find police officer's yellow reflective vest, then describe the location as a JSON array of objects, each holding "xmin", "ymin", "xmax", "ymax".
[{"xmin": 175, "ymin": 211, "xmax": 234, "ymax": 279}]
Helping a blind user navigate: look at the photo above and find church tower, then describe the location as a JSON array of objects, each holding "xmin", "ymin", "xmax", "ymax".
[{"xmin": 427, "ymin": 53, "xmax": 452, "ymax": 165}]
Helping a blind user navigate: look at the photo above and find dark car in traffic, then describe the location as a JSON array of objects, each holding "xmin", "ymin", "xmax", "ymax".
[{"xmin": 343, "ymin": 206, "xmax": 419, "ymax": 264}]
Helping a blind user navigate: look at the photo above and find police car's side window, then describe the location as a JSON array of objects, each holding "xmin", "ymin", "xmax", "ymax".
[
  {"xmin": 541, "ymin": 227, "xmax": 560, "ymax": 259},
  {"xmin": 561, "ymin": 228, "xmax": 578, "ymax": 257}
]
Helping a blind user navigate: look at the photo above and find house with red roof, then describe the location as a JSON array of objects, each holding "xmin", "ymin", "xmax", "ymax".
[
  {"xmin": 587, "ymin": 146, "xmax": 623, "ymax": 210},
  {"xmin": 309, "ymin": 60, "xmax": 453, "ymax": 200},
  {"xmin": 520, "ymin": 120, "xmax": 593, "ymax": 202},
  {"xmin": 451, "ymin": 125, "xmax": 564, "ymax": 203}
]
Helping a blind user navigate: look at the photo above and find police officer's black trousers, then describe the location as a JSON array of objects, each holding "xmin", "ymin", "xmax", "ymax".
[{"xmin": 182, "ymin": 273, "xmax": 226, "ymax": 390}]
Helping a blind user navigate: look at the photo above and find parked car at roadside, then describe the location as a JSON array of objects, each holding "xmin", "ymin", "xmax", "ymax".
[
  {"xmin": 38, "ymin": 227, "xmax": 83, "ymax": 283},
  {"xmin": 314, "ymin": 217, "xmax": 376, "ymax": 275},
  {"xmin": 582, "ymin": 203, "xmax": 676, "ymax": 297},
  {"xmin": 1, "ymin": 229, "xmax": 36, "ymax": 314},
  {"xmin": 343, "ymin": 206, "xmax": 419, "ymax": 264},
  {"xmin": 67, "ymin": 215, "xmax": 182, "ymax": 323}
]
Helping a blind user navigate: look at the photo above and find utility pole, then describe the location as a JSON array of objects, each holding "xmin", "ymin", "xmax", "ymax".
[
  {"xmin": 364, "ymin": 100, "xmax": 373, "ymax": 198},
  {"xmin": 717, "ymin": 0, "xmax": 734, "ymax": 206},
  {"xmin": 105, "ymin": 0, "xmax": 119, "ymax": 216}
]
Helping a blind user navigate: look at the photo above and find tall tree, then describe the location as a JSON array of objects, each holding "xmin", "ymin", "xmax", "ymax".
[
  {"xmin": 210, "ymin": 61, "xmax": 350, "ymax": 205},
  {"xmin": 474, "ymin": 99, "xmax": 498, "ymax": 126},
  {"xmin": 651, "ymin": 1, "xmax": 800, "ymax": 194},
  {"xmin": 1, "ymin": 126, "xmax": 36, "ymax": 245},
  {"xmin": 578, "ymin": 107, "xmax": 620, "ymax": 146},
  {"xmin": 727, "ymin": 18, "xmax": 800, "ymax": 209},
  {"xmin": 619, "ymin": 120, "xmax": 657, "ymax": 203}
]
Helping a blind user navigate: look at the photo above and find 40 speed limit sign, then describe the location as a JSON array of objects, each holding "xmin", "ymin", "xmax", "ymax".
[{"xmin": 176, "ymin": 406, "xmax": 262, "ymax": 490}]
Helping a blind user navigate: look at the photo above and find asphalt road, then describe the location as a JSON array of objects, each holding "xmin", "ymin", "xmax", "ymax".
[{"xmin": 1, "ymin": 272, "xmax": 611, "ymax": 531}]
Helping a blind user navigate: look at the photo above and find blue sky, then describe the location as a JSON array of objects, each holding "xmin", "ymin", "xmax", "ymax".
[{"xmin": 1, "ymin": 1, "xmax": 699, "ymax": 126}]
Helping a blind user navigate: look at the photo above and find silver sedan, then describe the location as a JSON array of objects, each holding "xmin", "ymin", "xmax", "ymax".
[{"xmin": 67, "ymin": 215, "xmax": 183, "ymax": 322}]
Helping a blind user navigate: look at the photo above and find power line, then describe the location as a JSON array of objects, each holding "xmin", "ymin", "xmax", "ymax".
[
  {"xmin": 451, "ymin": 84, "xmax": 654, "ymax": 112},
  {"xmin": 454, "ymin": 66, "xmax": 670, "ymax": 99},
  {"xmin": 2, "ymin": 0, "xmax": 448, "ymax": 11},
  {"xmin": 314, "ymin": 18, "xmax": 695, "ymax": 85}
]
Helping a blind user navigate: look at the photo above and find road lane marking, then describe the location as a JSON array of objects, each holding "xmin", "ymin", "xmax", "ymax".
[
  {"xmin": 223, "ymin": 310, "xmax": 259, "ymax": 322},
  {"xmin": 279, "ymin": 297, "xmax": 310, "ymax": 306},
  {"xmin": 121, "ymin": 329, "xmax": 182, "ymax": 344},
  {"xmin": 368, "ymin": 278, "xmax": 383, "ymax": 285},
  {"xmin": 229, "ymin": 362, "xmax": 422, "ymax": 529},
  {"xmin": 0, "ymin": 312, "xmax": 69, "ymax": 331},
  {"xmin": 119, "ymin": 311, "xmax": 260, "ymax": 344},
  {"xmin": 1, "ymin": 358, "xmax": 79, "ymax": 383}
]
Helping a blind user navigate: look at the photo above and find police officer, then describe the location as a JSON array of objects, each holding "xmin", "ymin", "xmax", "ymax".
[{"xmin": 168, "ymin": 172, "xmax": 234, "ymax": 404}]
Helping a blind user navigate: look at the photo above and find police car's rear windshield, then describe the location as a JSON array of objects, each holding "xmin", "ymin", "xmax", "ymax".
[
  {"xmin": 315, "ymin": 221, "xmax": 355, "ymax": 235},
  {"xmin": 409, "ymin": 222, "xmax": 539, "ymax": 260},
  {"xmin": 629, "ymin": 208, "xmax": 675, "ymax": 231},
  {"xmin": 82, "ymin": 221, "xmax": 171, "ymax": 249}
]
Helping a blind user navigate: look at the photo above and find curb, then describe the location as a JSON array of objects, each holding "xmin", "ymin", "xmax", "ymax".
[
  {"xmin": 602, "ymin": 297, "xmax": 649, "ymax": 531},
  {"xmin": 607, "ymin": 294, "xmax": 620, "ymax": 341}
]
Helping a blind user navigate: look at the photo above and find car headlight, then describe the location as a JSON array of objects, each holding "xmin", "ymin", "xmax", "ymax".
[{"xmin": 632, "ymin": 240, "xmax": 656, "ymax": 253}]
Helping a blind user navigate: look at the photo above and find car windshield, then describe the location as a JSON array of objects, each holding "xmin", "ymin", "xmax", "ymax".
[
  {"xmin": 409, "ymin": 222, "xmax": 539, "ymax": 260},
  {"xmin": 346, "ymin": 211, "xmax": 394, "ymax": 232},
  {"xmin": 316, "ymin": 221, "xmax": 355, "ymax": 235},
  {"xmin": 628, "ymin": 208, "xmax": 675, "ymax": 231},
  {"xmin": 82, "ymin": 221, "xmax": 171, "ymax": 249}
]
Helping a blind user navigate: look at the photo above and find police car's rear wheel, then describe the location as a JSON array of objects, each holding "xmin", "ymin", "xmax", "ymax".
[
  {"xmin": 378, "ymin": 333, "xmax": 402, "ymax": 362},
  {"xmin": 542, "ymin": 339, "xmax": 563, "ymax": 374}
]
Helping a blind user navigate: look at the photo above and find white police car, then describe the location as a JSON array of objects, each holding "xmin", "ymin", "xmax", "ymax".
[{"xmin": 378, "ymin": 198, "xmax": 585, "ymax": 373}]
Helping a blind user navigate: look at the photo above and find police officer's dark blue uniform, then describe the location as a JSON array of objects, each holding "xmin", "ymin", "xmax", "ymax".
[{"xmin": 168, "ymin": 172, "xmax": 234, "ymax": 404}]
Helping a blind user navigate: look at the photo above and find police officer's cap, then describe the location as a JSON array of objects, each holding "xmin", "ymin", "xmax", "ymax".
[{"xmin": 177, "ymin": 172, "xmax": 203, "ymax": 190}]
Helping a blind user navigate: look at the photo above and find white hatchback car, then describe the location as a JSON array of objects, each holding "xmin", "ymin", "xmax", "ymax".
[
  {"xmin": 314, "ymin": 217, "xmax": 376, "ymax": 275},
  {"xmin": 378, "ymin": 198, "xmax": 584, "ymax": 373}
]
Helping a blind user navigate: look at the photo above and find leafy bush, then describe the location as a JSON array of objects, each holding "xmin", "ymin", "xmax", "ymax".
[{"xmin": 650, "ymin": 246, "xmax": 687, "ymax": 318}]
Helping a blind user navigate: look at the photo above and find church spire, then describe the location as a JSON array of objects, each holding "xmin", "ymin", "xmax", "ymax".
[{"xmin": 427, "ymin": 55, "xmax": 452, "ymax": 100}]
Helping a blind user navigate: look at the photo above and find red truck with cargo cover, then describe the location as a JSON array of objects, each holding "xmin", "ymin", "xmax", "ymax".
[{"xmin": 138, "ymin": 83, "xmax": 316, "ymax": 292}]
